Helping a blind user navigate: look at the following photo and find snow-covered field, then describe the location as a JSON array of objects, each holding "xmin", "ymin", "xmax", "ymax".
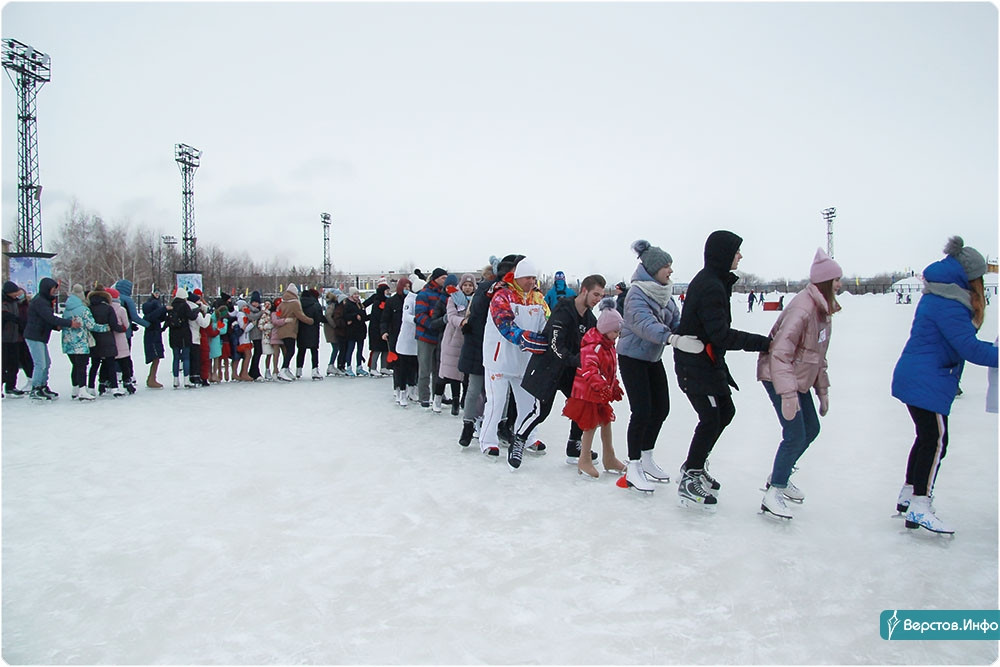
[{"xmin": 2, "ymin": 292, "xmax": 997, "ymax": 664}]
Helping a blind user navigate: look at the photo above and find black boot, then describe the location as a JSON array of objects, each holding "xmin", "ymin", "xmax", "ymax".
[{"xmin": 459, "ymin": 421, "xmax": 475, "ymax": 447}]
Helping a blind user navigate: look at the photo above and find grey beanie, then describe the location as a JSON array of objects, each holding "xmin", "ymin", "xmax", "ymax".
[
  {"xmin": 944, "ymin": 236, "xmax": 987, "ymax": 281},
  {"xmin": 631, "ymin": 239, "xmax": 673, "ymax": 276}
]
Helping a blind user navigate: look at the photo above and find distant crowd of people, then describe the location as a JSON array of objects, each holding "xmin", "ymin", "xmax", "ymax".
[{"xmin": 3, "ymin": 232, "xmax": 996, "ymax": 534}]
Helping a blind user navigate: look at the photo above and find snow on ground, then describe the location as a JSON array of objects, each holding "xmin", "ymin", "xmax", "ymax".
[{"xmin": 2, "ymin": 293, "xmax": 997, "ymax": 664}]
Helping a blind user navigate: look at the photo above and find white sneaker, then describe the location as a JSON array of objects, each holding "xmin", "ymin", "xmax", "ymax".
[
  {"xmin": 896, "ymin": 483, "xmax": 914, "ymax": 513},
  {"xmin": 432, "ymin": 395, "xmax": 443, "ymax": 413},
  {"xmin": 624, "ymin": 461, "xmax": 655, "ymax": 493},
  {"xmin": 640, "ymin": 450, "xmax": 670, "ymax": 483},
  {"xmin": 905, "ymin": 495, "xmax": 954, "ymax": 534},
  {"xmin": 312, "ymin": 368, "xmax": 323, "ymax": 380},
  {"xmin": 761, "ymin": 485, "xmax": 793, "ymax": 519}
]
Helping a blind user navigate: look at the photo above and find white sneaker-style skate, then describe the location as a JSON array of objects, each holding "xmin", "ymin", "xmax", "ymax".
[
  {"xmin": 761, "ymin": 485, "xmax": 793, "ymax": 519},
  {"xmin": 905, "ymin": 495, "xmax": 954, "ymax": 534},
  {"xmin": 640, "ymin": 450, "xmax": 670, "ymax": 483},
  {"xmin": 312, "ymin": 368, "xmax": 323, "ymax": 380},
  {"xmin": 326, "ymin": 364, "xmax": 336, "ymax": 376}
]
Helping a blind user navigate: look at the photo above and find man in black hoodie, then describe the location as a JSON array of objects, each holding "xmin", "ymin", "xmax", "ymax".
[
  {"xmin": 24, "ymin": 277, "xmax": 81, "ymax": 399},
  {"xmin": 673, "ymin": 230, "xmax": 771, "ymax": 506}
]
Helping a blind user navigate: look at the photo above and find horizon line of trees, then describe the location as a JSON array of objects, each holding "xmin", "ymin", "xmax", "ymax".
[{"xmin": 7, "ymin": 201, "xmax": 924, "ymax": 298}]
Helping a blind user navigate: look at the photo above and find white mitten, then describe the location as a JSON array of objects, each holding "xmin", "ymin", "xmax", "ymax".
[{"xmin": 668, "ymin": 334, "xmax": 705, "ymax": 354}]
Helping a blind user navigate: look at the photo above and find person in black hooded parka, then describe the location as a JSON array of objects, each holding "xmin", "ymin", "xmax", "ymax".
[{"xmin": 672, "ymin": 230, "xmax": 772, "ymax": 506}]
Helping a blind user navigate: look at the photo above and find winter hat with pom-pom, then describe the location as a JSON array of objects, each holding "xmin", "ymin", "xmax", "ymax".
[
  {"xmin": 409, "ymin": 274, "xmax": 426, "ymax": 293},
  {"xmin": 944, "ymin": 236, "xmax": 987, "ymax": 281},
  {"xmin": 809, "ymin": 248, "xmax": 843, "ymax": 284},
  {"xmin": 632, "ymin": 239, "xmax": 673, "ymax": 277},
  {"xmin": 596, "ymin": 296, "xmax": 624, "ymax": 335},
  {"xmin": 70, "ymin": 284, "xmax": 86, "ymax": 302},
  {"xmin": 107, "ymin": 287, "xmax": 120, "ymax": 300},
  {"xmin": 175, "ymin": 287, "xmax": 189, "ymax": 300}
]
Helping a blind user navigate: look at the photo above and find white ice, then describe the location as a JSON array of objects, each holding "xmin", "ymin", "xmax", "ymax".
[{"xmin": 2, "ymin": 293, "xmax": 997, "ymax": 664}]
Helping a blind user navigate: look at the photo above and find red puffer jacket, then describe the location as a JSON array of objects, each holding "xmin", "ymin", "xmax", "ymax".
[{"xmin": 570, "ymin": 327, "xmax": 623, "ymax": 403}]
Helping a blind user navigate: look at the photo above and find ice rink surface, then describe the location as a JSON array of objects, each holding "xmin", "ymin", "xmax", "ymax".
[{"xmin": 2, "ymin": 292, "xmax": 997, "ymax": 664}]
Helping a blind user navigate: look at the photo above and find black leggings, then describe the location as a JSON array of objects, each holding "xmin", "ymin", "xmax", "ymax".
[
  {"xmin": 904, "ymin": 405, "xmax": 949, "ymax": 497},
  {"xmin": 392, "ymin": 354, "xmax": 418, "ymax": 390},
  {"xmin": 282, "ymin": 338, "xmax": 296, "ymax": 369},
  {"xmin": 89, "ymin": 353, "xmax": 117, "ymax": 389},
  {"xmin": 619, "ymin": 355, "xmax": 670, "ymax": 460},
  {"xmin": 249, "ymin": 339, "xmax": 263, "ymax": 379},
  {"xmin": 296, "ymin": 345, "xmax": 319, "ymax": 369},
  {"xmin": 69, "ymin": 354, "xmax": 89, "ymax": 387},
  {"xmin": 116, "ymin": 357, "xmax": 134, "ymax": 384},
  {"xmin": 682, "ymin": 392, "xmax": 736, "ymax": 470},
  {"xmin": 3, "ymin": 341, "xmax": 33, "ymax": 389}
]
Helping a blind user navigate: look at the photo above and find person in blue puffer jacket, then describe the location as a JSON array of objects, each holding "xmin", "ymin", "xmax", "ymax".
[
  {"xmin": 544, "ymin": 271, "xmax": 576, "ymax": 311},
  {"xmin": 891, "ymin": 236, "xmax": 998, "ymax": 535}
]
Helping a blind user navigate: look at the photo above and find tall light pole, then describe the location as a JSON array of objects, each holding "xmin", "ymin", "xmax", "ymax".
[
  {"xmin": 175, "ymin": 143, "xmax": 201, "ymax": 271},
  {"xmin": 821, "ymin": 207, "xmax": 837, "ymax": 258},
  {"xmin": 159, "ymin": 234, "xmax": 177, "ymax": 289},
  {"xmin": 321, "ymin": 212, "xmax": 332, "ymax": 286},
  {"xmin": 3, "ymin": 38, "xmax": 51, "ymax": 254}
]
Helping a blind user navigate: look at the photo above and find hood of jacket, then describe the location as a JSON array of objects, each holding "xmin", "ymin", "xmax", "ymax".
[
  {"xmin": 923, "ymin": 255, "xmax": 970, "ymax": 290},
  {"xmin": 704, "ymin": 231, "xmax": 743, "ymax": 277},
  {"xmin": 113, "ymin": 279, "xmax": 134, "ymax": 297},
  {"xmin": 63, "ymin": 293, "xmax": 87, "ymax": 317},
  {"xmin": 38, "ymin": 277, "xmax": 58, "ymax": 301},
  {"xmin": 89, "ymin": 289, "xmax": 111, "ymax": 306}
]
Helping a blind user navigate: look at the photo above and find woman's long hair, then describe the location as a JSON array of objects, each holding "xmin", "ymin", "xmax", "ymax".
[
  {"xmin": 813, "ymin": 279, "xmax": 840, "ymax": 316},
  {"xmin": 970, "ymin": 276, "xmax": 986, "ymax": 331}
]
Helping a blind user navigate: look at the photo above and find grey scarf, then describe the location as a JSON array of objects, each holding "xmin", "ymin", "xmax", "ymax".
[
  {"xmin": 923, "ymin": 280, "xmax": 972, "ymax": 311},
  {"xmin": 632, "ymin": 278, "xmax": 674, "ymax": 307}
]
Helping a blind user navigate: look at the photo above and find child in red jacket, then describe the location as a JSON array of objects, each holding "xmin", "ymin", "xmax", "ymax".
[{"xmin": 563, "ymin": 298, "xmax": 626, "ymax": 478}]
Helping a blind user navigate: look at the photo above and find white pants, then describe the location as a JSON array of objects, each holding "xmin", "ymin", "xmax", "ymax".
[{"xmin": 480, "ymin": 370, "xmax": 538, "ymax": 452}]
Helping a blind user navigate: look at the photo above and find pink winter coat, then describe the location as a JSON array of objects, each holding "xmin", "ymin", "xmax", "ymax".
[
  {"xmin": 439, "ymin": 295, "xmax": 468, "ymax": 382},
  {"xmin": 756, "ymin": 284, "xmax": 836, "ymax": 397},
  {"xmin": 111, "ymin": 301, "xmax": 130, "ymax": 359},
  {"xmin": 269, "ymin": 310, "xmax": 289, "ymax": 346}
]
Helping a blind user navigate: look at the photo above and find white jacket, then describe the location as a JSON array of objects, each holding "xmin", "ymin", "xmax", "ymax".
[
  {"xmin": 396, "ymin": 292, "xmax": 418, "ymax": 356},
  {"xmin": 483, "ymin": 297, "xmax": 547, "ymax": 377},
  {"xmin": 188, "ymin": 303, "xmax": 211, "ymax": 342}
]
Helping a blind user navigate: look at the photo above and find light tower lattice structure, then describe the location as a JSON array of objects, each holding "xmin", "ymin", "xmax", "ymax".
[
  {"xmin": 321, "ymin": 212, "xmax": 332, "ymax": 286},
  {"xmin": 175, "ymin": 143, "xmax": 202, "ymax": 271},
  {"xmin": 3, "ymin": 39, "xmax": 51, "ymax": 253},
  {"xmin": 821, "ymin": 207, "xmax": 837, "ymax": 258}
]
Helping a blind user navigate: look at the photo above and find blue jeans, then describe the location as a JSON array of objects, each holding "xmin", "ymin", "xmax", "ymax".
[
  {"xmin": 25, "ymin": 339, "xmax": 50, "ymax": 388},
  {"xmin": 762, "ymin": 380, "xmax": 821, "ymax": 487},
  {"xmin": 172, "ymin": 346, "xmax": 190, "ymax": 377}
]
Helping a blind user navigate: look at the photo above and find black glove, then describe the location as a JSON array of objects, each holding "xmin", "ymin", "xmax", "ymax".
[{"xmin": 131, "ymin": 322, "xmax": 139, "ymax": 332}]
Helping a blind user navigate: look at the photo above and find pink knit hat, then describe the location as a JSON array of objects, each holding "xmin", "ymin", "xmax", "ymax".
[
  {"xmin": 809, "ymin": 248, "xmax": 842, "ymax": 284},
  {"xmin": 596, "ymin": 297, "xmax": 624, "ymax": 335}
]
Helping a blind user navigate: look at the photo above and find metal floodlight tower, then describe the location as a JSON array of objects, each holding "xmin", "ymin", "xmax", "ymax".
[
  {"xmin": 321, "ymin": 212, "xmax": 332, "ymax": 286},
  {"xmin": 175, "ymin": 143, "xmax": 202, "ymax": 271},
  {"xmin": 3, "ymin": 39, "xmax": 52, "ymax": 253},
  {"xmin": 821, "ymin": 207, "xmax": 837, "ymax": 258}
]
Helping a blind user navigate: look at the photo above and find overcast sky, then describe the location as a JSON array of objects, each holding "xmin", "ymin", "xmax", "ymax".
[{"xmin": 2, "ymin": 1, "xmax": 997, "ymax": 284}]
